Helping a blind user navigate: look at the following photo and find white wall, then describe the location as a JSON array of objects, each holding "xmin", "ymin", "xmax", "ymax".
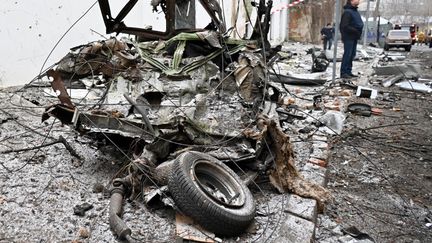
[
  {"xmin": 270, "ymin": 0, "xmax": 289, "ymax": 44},
  {"xmin": 0, "ymin": 0, "xmax": 147, "ymax": 87}
]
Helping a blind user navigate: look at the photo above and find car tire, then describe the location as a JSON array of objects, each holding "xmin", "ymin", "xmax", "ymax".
[
  {"xmin": 405, "ymin": 46, "xmax": 411, "ymax": 52},
  {"xmin": 384, "ymin": 44, "xmax": 389, "ymax": 51},
  {"xmin": 168, "ymin": 151, "xmax": 255, "ymax": 236}
]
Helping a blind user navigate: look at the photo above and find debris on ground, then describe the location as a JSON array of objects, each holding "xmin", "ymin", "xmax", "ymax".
[
  {"xmin": 11, "ymin": 0, "xmax": 335, "ymax": 240},
  {"xmin": 1, "ymin": 1, "xmax": 431, "ymax": 242}
]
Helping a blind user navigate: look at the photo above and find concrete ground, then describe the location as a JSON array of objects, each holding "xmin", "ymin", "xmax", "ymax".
[{"xmin": 3, "ymin": 41, "xmax": 428, "ymax": 242}]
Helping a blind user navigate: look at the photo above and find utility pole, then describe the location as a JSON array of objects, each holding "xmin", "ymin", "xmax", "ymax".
[
  {"xmin": 376, "ymin": 15, "xmax": 381, "ymax": 43},
  {"xmin": 286, "ymin": 5, "xmax": 290, "ymax": 41},
  {"xmin": 428, "ymin": 2, "xmax": 431, "ymax": 32},
  {"xmin": 373, "ymin": 0, "xmax": 381, "ymax": 44},
  {"xmin": 332, "ymin": 0, "xmax": 341, "ymax": 82},
  {"xmin": 373, "ymin": 0, "xmax": 381, "ymax": 23},
  {"xmin": 363, "ymin": 0, "xmax": 371, "ymax": 47},
  {"xmin": 281, "ymin": 0, "xmax": 288, "ymax": 40}
]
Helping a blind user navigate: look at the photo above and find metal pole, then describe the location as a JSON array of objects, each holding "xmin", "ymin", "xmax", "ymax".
[
  {"xmin": 332, "ymin": 0, "xmax": 341, "ymax": 82},
  {"xmin": 286, "ymin": 4, "xmax": 290, "ymax": 41},
  {"xmin": 281, "ymin": 0, "xmax": 288, "ymax": 41},
  {"xmin": 376, "ymin": 15, "xmax": 381, "ymax": 43},
  {"xmin": 363, "ymin": 0, "xmax": 371, "ymax": 47},
  {"xmin": 428, "ymin": 4, "xmax": 430, "ymax": 33}
]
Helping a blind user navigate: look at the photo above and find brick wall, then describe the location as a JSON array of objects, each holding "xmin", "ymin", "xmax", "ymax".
[{"xmin": 289, "ymin": 0, "xmax": 337, "ymax": 44}]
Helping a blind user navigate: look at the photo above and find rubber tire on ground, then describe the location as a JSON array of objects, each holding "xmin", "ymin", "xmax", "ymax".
[
  {"xmin": 405, "ymin": 46, "xmax": 411, "ymax": 52},
  {"xmin": 168, "ymin": 151, "xmax": 255, "ymax": 236},
  {"xmin": 384, "ymin": 44, "xmax": 389, "ymax": 51}
]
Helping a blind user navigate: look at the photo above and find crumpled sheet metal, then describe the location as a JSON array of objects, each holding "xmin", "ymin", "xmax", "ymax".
[
  {"xmin": 45, "ymin": 35, "xmax": 267, "ymax": 145},
  {"xmin": 42, "ymin": 104, "xmax": 75, "ymax": 125},
  {"xmin": 103, "ymin": 59, "xmax": 247, "ymax": 137},
  {"xmin": 269, "ymin": 72, "xmax": 327, "ymax": 86},
  {"xmin": 234, "ymin": 53, "xmax": 266, "ymax": 102},
  {"xmin": 56, "ymin": 38, "xmax": 134, "ymax": 78},
  {"xmin": 396, "ymin": 81, "xmax": 432, "ymax": 93},
  {"xmin": 382, "ymin": 74, "xmax": 404, "ymax": 88},
  {"xmin": 76, "ymin": 110, "xmax": 154, "ymax": 141},
  {"xmin": 43, "ymin": 31, "xmax": 277, "ymax": 160},
  {"xmin": 46, "ymin": 69, "xmax": 74, "ymax": 108}
]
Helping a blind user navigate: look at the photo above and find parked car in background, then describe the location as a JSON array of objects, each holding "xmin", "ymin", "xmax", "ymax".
[
  {"xmin": 384, "ymin": 30, "xmax": 412, "ymax": 52},
  {"xmin": 394, "ymin": 24, "xmax": 417, "ymax": 44}
]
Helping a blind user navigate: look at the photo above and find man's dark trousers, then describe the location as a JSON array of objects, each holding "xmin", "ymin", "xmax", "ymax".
[
  {"xmin": 341, "ymin": 39, "xmax": 357, "ymax": 76},
  {"xmin": 323, "ymin": 38, "xmax": 333, "ymax": 50}
]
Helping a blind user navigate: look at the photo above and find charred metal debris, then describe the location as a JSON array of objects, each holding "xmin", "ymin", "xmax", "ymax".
[{"xmin": 39, "ymin": 0, "xmax": 330, "ymax": 240}]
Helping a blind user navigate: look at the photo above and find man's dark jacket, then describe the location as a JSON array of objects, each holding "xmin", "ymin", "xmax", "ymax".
[
  {"xmin": 340, "ymin": 3, "xmax": 364, "ymax": 40},
  {"xmin": 321, "ymin": 26, "xmax": 334, "ymax": 40}
]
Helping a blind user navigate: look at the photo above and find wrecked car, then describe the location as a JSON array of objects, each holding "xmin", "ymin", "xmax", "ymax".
[{"xmin": 40, "ymin": 0, "xmax": 329, "ymax": 240}]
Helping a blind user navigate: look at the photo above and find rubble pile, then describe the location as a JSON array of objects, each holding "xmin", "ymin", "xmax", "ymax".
[
  {"xmin": 6, "ymin": 1, "xmax": 431, "ymax": 242},
  {"xmin": 37, "ymin": 27, "xmax": 339, "ymax": 238}
]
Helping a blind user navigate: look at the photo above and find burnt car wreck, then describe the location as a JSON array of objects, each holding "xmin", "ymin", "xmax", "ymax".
[{"xmin": 40, "ymin": 0, "xmax": 329, "ymax": 241}]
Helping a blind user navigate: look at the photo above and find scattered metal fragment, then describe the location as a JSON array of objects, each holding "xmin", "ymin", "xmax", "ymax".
[
  {"xmin": 276, "ymin": 107, "xmax": 306, "ymax": 120},
  {"xmin": 73, "ymin": 202, "xmax": 94, "ymax": 216},
  {"xmin": 42, "ymin": 104, "xmax": 75, "ymax": 124},
  {"xmin": 109, "ymin": 177, "xmax": 136, "ymax": 242},
  {"xmin": 143, "ymin": 186, "xmax": 172, "ymax": 207},
  {"xmin": 382, "ymin": 74, "xmax": 404, "ymax": 87},
  {"xmin": 396, "ymin": 81, "xmax": 432, "ymax": 93},
  {"xmin": 123, "ymin": 93, "xmax": 155, "ymax": 136},
  {"xmin": 269, "ymin": 72, "xmax": 327, "ymax": 86},
  {"xmin": 46, "ymin": 70, "xmax": 74, "ymax": 108}
]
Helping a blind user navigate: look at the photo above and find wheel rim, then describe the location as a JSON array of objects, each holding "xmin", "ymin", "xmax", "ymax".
[{"xmin": 191, "ymin": 160, "xmax": 245, "ymax": 208}]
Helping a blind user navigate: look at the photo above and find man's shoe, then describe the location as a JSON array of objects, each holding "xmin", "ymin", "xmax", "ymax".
[
  {"xmin": 349, "ymin": 73, "xmax": 359, "ymax": 78},
  {"xmin": 341, "ymin": 74, "xmax": 352, "ymax": 79}
]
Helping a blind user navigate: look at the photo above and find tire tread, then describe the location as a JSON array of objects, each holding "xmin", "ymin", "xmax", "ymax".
[{"xmin": 168, "ymin": 152, "xmax": 255, "ymax": 236}]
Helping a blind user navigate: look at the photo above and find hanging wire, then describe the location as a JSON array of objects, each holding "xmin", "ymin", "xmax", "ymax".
[{"xmin": 4, "ymin": 0, "xmax": 424, "ymax": 241}]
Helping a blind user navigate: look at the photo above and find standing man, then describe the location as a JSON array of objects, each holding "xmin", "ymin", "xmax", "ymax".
[
  {"xmin": 321, "ymin": 23, "xmax": 335, "ymax": 50},
  {"xmin": 340, "ymin": 0, "xmax": 363, "ymax": 79}
]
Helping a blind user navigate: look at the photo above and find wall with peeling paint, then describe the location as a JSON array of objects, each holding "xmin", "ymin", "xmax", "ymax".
[{"xmin": 289, "ymin": 0, "xmax": 336, "ymax": 44}]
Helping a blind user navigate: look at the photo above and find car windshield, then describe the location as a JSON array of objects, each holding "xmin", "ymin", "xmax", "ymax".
[{"xmin": 389, "ymin": 31, "xmax": 409, "ymax": 37}]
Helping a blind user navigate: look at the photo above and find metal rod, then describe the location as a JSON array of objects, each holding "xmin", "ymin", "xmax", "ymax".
[
  {"xmin": 376, "ymin": 15, "xmax": 381, "ymax": 43},
  {"xmin": 332, "ymin": 0, "xmax": 341, "ymax": 82},
  {"xmin": 363, "ymin": 0, "xmax": 371, "ymax": 47},
  {"xmin": 286, "ymin": 1, "xmax": 290, "ymax": 41},
  {"xmin": 123, "ymin": 93, "xmax": 155, "ymax": 136}
]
